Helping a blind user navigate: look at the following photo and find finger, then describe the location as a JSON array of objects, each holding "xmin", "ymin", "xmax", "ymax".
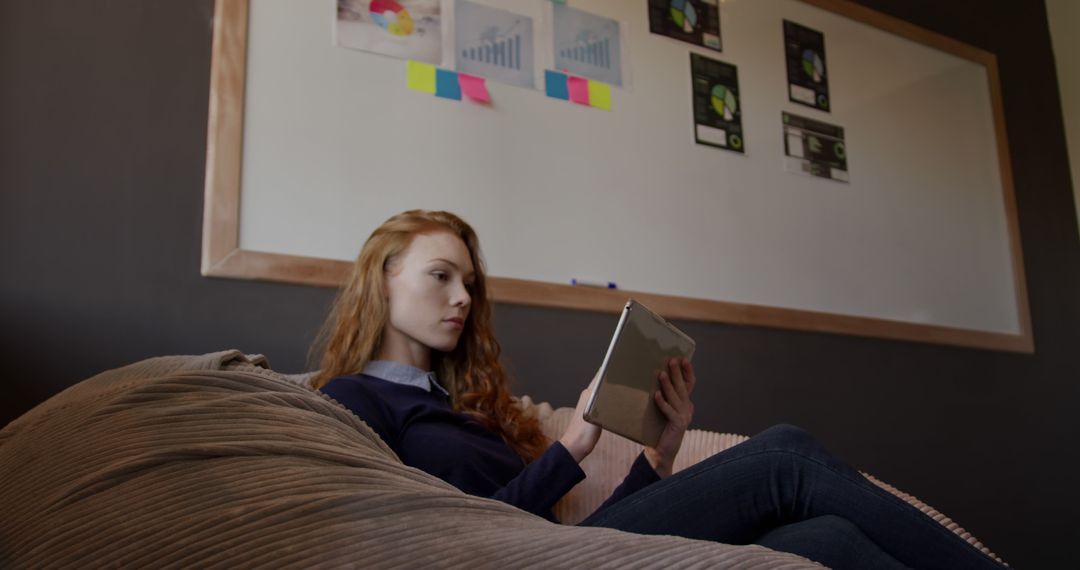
[
  {"xmin": 654, "ymin": 389, "xmax": 677, "ymax": 419},
  {"xmin": 681, "ymin": 359, "xmax": 696, "ymax": 394},
  {"xmin": 658, "ymin": 370, "xmax": 681, "ymax": 407},
  {"xmin": 668, "ymin": 358, "xmax": 690, "ymax": 400},
  {"xmin": 575, "ymin": 390, "xmax": 590, "ymax": 416},
  {"xmin": 588, "ymin": 370, "xmax": 602, "ymax": 391},
  {"xmin": 656, "ymin": 389, "xmax": 691, "ymax": 432}
]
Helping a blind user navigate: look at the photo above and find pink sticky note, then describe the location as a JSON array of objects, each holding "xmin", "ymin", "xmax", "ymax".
[
  {"xmin": 567, "ymin": 76, "xmax": 590, "ymax": 106},
  {"xmin": 458, "ymin": 73, "xmax": 490, "ymax": 103}
]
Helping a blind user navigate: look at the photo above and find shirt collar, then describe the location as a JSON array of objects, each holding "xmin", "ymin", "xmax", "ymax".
[{"xmin": 362, "ymin": 360, "xmax": 449, "ymax": 396}]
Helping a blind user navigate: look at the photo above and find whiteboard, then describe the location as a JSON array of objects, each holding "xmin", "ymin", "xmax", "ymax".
[{"xmin": 208, "ymin": 0, "xmax": 1030, "ymax": 351}]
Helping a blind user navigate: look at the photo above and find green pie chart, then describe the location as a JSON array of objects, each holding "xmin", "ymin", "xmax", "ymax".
[
  {"xmin": 710, "ymin": 85, "xmax": 737, "ymax": 121},
  {"xmin": 670, "ymin": 0, "xmax": 698, "ymax": 33},
  {"xmin": 802, "ymin": 49, "xmax": 824, "ymax": 83}
]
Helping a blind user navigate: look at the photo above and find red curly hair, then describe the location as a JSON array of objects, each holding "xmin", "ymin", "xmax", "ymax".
[{"xmin": 310, "ymin": 210, "xmax": 548, "ymax": 462}]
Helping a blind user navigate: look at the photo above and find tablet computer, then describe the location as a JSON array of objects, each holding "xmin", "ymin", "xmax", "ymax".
[{"xmin": 583, "ymin": 299, "xmax": 696, "ymax": 447}]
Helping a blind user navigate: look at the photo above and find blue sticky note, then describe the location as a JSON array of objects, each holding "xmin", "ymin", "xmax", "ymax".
[
  {"xmin": 436, "ymin": 69, "xmax": 462, "ymax": 100},
  {"xmin": 545, "ymin": 70, "xmax": 569, "ymax": 100}
]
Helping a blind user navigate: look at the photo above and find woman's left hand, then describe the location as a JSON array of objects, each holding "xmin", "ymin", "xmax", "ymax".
[{"xmin": 644, "ymin": 357, "xmax": 696, "ymax": 478}]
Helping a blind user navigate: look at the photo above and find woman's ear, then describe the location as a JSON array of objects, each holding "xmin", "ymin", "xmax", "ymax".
[
  {"xmin": 380, "ymin": 259, "xmax": 395, "ymax": 302},
  {"xmin": 381, "ymin": 254, "xmax": 403, "ymax": 302}
]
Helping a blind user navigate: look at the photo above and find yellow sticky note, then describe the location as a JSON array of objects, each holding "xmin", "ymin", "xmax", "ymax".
[
  {"xmin": 407, "ymin": 60, "xmax": 437, "ymax": 94},
  {"xmin": 588, "ymin": 81, "xmax": 612, "ymax": 110}
]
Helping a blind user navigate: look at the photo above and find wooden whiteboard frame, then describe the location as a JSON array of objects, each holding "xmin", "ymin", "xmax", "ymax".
[{"xmin": 202, "ymin": 0, "xmax": 1033, "ymax": 353}]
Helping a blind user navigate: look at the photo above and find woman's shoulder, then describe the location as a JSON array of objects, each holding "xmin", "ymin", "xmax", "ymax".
[
  {"xmin": 321, "ymin": 373, "xmax": 436, "ymax": 410},
  {"xmin": 321, "ymin": 373, "xmax": 397, "ymax": 400},
  {"xmin": 319, "ymin": 374, "xmax": 406, "ymax": 446}
]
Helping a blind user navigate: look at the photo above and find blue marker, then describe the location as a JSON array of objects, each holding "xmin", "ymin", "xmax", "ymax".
[{"xmin": 571, "ymin": 278, "xmax": 617, "ymax": 289}]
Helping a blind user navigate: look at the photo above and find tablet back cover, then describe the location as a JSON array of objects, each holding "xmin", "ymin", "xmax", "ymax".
[{"xmin": 584, "ymin": 300, "xmax": 696, "ymax": 447}]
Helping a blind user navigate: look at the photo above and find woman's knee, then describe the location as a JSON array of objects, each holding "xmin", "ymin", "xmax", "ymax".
[
  {"xmin": 756, "ymin": 423, "xmax": 820, "ymax": 449},
  {"xmin": 695, "ymin": 423, "xmax": 836, "ymax": 478},
  {"xmin": 746, "ymin": 424, "xmax": 844, "ymax": 465}
]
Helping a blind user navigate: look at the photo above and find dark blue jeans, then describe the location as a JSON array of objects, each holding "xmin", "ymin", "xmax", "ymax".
[{"xmin": 580, "ymin": 425, "xmax": 1004, "ymax": 570}]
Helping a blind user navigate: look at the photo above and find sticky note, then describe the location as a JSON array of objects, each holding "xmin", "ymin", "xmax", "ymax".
[
  {"xmin": 407, "ymin": 60, "xmax": 437, "ymax": 94},
  {"xmin": 587, "ymin": 80, "xmax": 611, "ymax": 110},
  {"xmin": 545, "ymin": 70, "xmax": 569, "ymax": 100},
  {"xmin": 458, "ymin": 73, "xmax": 490, "ymax": 103},
  {"xmin": 436, "ymin": 69, "xmax": 462, "ymax": 100},
  {"xmin": 568, "ymin": 76, "xmax": 590, "ymax": 106}
]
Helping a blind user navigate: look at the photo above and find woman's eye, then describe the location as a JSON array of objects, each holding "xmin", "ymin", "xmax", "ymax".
[{"xmin": 432, "ymin": 271, "xmax": 449, "ymax": 281}]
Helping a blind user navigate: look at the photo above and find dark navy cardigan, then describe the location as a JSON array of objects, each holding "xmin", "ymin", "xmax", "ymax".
[{"xmin": 321, "ymin": 373, "xmax": 660, "ymax": 522}]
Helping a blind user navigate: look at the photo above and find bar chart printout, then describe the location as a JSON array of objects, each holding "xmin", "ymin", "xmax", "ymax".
[
  {"xmin": 552, "ymin": 3, "xmax": 623, "ymax": 86},
  {"xmin": 456, "ymin": 0, "xmax": 535, "ymax": 88}
]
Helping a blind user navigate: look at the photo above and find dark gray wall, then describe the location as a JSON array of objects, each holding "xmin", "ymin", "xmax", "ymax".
[{"xmin": 2, "ymin": 0, "xmax": 1077, "ymax": 566}]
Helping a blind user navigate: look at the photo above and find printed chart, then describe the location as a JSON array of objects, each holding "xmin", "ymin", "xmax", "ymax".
[
  {"xmin": 455, "ymin": 1, "xmax": 535, "ymax": 88},
  {"xmin": 691, "ymin": 53, "xmax": 744, "ymax": 153},
  {"xmin": 648, "ymin": 0, "xmax": 722, "ymax": 52},
  {"xmin": 782, "ymin": 112, "xmax": 849, "ymax": 182},
  {"xmin": 553, "ymin": 3, "xmax": 623, "ymax": 87},
  {"xmin": 784, "ymin": 19, "xmax": 830, "ymax": 112},
  {"xmin": 336, "ymin": 0, "xmax": 443, "ymax": 64}
]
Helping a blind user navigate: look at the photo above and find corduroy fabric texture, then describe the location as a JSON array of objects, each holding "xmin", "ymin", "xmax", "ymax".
[{"xmin": 0, "ymin": 352, "xmax": 820, "ymax": 569}]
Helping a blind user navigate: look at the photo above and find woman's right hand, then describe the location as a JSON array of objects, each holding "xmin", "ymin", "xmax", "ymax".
[{"xmin": 558, "ymin": 372, "xmax": 603, "ymax": 463}]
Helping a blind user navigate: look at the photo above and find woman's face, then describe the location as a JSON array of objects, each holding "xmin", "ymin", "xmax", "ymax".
[{"xmin": 382, "ymin": 231, "xmax": 475, "ymax": 361}]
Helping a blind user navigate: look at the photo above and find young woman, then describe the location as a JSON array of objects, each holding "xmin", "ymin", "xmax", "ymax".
[{"xmin": 314, "ymin": 209, "xmax": 1005, "ymax": 569}]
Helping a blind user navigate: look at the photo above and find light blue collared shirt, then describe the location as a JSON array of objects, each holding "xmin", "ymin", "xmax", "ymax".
[{"xmin": 361, "ymin": 360, "xmax": 449, "ymax": 397}]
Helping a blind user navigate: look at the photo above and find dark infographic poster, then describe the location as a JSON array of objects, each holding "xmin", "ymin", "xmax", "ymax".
[
  {"xmin": 782, "ymin": 112, "xmax": 848, "ymax": 182},
  {"xmin": 691, "ymin": 53, "xmax": 743, "ymax": 153},
  {"xmin": 648, "ymin": 0, "xmax": 721, "ymax": 52},
  {"xmin": 783, "ymin": 20, "xmax": 830, "ymax": 112}
]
